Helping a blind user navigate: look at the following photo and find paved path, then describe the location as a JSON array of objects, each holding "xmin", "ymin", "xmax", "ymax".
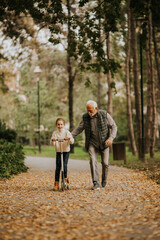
[
  {"xmin": 0, "ymin": 157, "xmax": 159, "ymax": 240},
  {"xmin": 25, "ymin": 156, "xmax": 90, "ymax": 171}
]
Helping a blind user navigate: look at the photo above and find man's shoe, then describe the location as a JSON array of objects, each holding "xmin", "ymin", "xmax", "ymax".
[
  {"xmin": 101, "ymin": 181, "xmax": 107, "ymax": 187},
  {"xmin": 91, "ymin": 183, "xmax": 100, "ymax": 190}
]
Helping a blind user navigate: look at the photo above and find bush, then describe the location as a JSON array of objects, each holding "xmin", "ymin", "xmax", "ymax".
[
  {"xmin": 0, "ymin": 140, "xmax": 28, "ymax": 179},
  {"xmin": 0, "ymin": 120, "xmax": 28, "ymax": 179},
  {"xmin": 0, "ymin": 121, "xmax": 17, "ymax": 142}
]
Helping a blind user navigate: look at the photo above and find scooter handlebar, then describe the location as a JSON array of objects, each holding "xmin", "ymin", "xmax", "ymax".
[{"xmin": 52, "ymin": 138, "xmax": 70, "ymax": 142}]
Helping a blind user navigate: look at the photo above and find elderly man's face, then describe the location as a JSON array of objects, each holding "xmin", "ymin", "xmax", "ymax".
[{"xmin": 86, "ymin": 104, "xmax": 97, "ymax": 117}]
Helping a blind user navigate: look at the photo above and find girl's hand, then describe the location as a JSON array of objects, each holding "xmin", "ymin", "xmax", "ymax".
[
  {"xmin": 64, "ymin": 137, "xmax": 70, "ymax": 141},
  {"xmin": 52, "ymin": 137, "xmax": 57, "ymax": 142}
]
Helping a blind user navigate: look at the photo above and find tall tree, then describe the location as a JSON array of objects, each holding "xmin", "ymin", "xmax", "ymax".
[
  {"xmin": 125, "ymin": 0, "xmax": 137, "ymax": 156},
  {"xmin": 106, "ymin": 33, "xmax": 113, "ymax": 115},
  {"xmin": 147, "ymin": 3, "xmax": 156, "ymax": 157},
  {"xmin": 130, "ymin": 8, "xmax": 143, "ymax": 160},
  {"xmin": 153, "ymin": 27, "xmax": 160, "ymax": 90},
  {"xmin": 152, "ymin": 0, "xmax": 160, "ymax": 91},
  {"xmin": 145, "ymin": 19, "xmax": 153, "ymax": 154},
  {"xmin": 97, "ymin": 0, "xmax": 102, "ymax": 107},
  {"xmin": 66, "ymin": 0, "xmax": 76, "ymax": 132}
]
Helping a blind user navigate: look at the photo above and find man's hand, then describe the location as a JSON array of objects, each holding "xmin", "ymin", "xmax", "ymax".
[{"xmin": 105, "ymin": 138, "xmax": 112, "ymax": 147}]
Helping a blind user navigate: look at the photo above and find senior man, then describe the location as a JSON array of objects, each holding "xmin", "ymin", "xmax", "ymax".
[{"xmin": 72, "ymin": 100, "xmax": 117, "ymax": 190}]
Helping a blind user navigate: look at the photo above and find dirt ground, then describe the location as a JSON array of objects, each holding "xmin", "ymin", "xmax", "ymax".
[{"xmin": 0, "ymin": 157, "xmax": 160, "ymax": 240}]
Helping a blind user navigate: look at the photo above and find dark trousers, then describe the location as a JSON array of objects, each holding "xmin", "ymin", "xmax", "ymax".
[{"xmin": 55, "ymin": 152, "xmax": 70, "ymax": 182}]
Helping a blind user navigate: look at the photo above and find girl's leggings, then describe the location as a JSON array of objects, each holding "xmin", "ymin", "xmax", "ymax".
[{"xmin": 55, "ymin": 152, "xmax": 70, "ymax": 181}]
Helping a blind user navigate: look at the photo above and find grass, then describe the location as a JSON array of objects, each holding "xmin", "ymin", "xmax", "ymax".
[
  {"xmin": 23, "ymin": 145, "xmax": 160, "ymax": 184},
  {"xmin": 23, "ymin": 145, "xmax": 89, "ymax": 159}
]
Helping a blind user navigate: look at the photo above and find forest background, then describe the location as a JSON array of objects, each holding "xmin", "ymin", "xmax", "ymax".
[{"xmin": 0, "ymin": 0, "xmax": 160, "ymax": 164}]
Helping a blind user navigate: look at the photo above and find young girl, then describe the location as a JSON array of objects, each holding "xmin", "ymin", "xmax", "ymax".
[{"xmin": 51, "ymin": 118, "xmax": 74, "ymax": 191}]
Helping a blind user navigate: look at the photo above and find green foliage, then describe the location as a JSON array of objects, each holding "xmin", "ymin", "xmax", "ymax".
[
  {"xmin": 0, "ymin": 120, "xmax": 28, "ymax": 179},
  {"xmin": 152, "ymin": 0, "xmax": 160, "ymax": 27},
  {"xmin": 0, "ymin": 0, "xmax": 36, "ymax": 43},
  {"xmin": 77, "ymin": 0, "xmax": 122, "ymax": 75},
  {"xmin": 0, "ymin": 140, "xmax": 27, "ymax": 179},
  {"xmin": 0, "ymin": 121, "xmax": 17, "ymax": 142},
  {"xmin": 85, "ymin": 77, "xmax": 91, "ymax": 87},
  {"xmin": 110, "ymin": 81, "xmax": 117, "ymax": 94},
  {"xmin": 79, "ymin": 0, "xmax": 89, "ymax": 7}
]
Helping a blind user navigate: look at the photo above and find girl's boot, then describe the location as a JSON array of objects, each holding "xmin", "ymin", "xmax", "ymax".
[{"xmin": 53, "ymin": 181, "xmax": 59, "ymax": 191}]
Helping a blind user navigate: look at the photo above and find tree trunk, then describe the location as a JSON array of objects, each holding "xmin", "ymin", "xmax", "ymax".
[
  {"xmin": 130, "ymin": 9, "xmax": 143, "ymax": 160},
  {"xmin": 97, "ymin": 0, "xmax": 102, "ymax": 108},
  {"xmin": 148, "ymin": 7, "xmax": 156, "ymax": 158},
  {"xmin": 153, "ymin": 26, "xmax": 160, "ymax": 90},
  {"xmin": 103, "ymin": 0, "xmax": 112, "ymax": 115},
  {"xmin": 67, "ymin": 0, "xmax": 74, "ymax": 132},
  {"xmin": 97, "ymin": 72, "xmax": 102, "ymax": 108},
  {"xmin": 67, "ymin": 55, "xmax": 74, "ymax": 132},
  {"xmin": 145, "ymin": 25, "xmax": 152, "ymax": 154},
  {"xmin": 29, "ymin": 137, "xmax": 36, "ymax": 154},
  {"xmin": 106, "ymin": 33, "xmax": 113, "ymax": 116},
  {"xmin": 125, "ymin": 0, "xmax": 137, "ymax": 156}
]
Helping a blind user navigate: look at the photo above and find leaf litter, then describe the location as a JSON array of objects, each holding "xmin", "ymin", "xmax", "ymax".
[{"xmin": 0, "ymin": 165, "xmax": 160, "ymax": 240}]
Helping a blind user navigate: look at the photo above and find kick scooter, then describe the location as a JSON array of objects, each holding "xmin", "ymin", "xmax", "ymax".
[{"xmin": 55, "ymin": 138, "xmax": 69, "ymax": 191}]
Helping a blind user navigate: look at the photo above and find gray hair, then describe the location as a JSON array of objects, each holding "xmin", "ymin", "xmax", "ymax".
[{"xmin": 86, "ymin": 100, "xmax": 97, "ymax": 108}]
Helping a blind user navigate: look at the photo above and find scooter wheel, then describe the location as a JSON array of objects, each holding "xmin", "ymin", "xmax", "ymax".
[{"xmin": 61, "ymin": 181, "xmax": 65, "ymax": 191}]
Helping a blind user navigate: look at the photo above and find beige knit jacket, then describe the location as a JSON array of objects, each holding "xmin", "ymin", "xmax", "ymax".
[{"xmin": 50, "ymin": 128, "xmax": 74, "ymax": 152}]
